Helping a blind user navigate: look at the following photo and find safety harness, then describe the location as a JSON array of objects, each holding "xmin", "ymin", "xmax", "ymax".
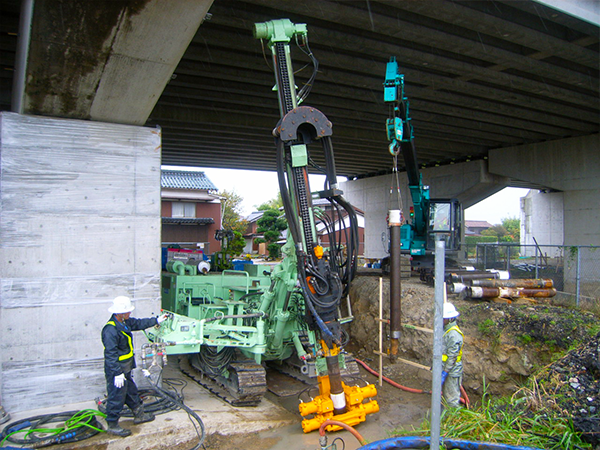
[
  {"xmin": 105, "ymin": 320, "xmax": 134, "ymax": 362},
  {"xmin": 442, "ymin": 324, "xmax": 464, "ymax": 363}
]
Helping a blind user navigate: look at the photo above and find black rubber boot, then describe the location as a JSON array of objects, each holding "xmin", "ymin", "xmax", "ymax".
[
  {"xmin": 132, "ymin": 405, "xmax": 155, "ymax": 425},
  {"xmin": 106, "ymin": 421, "xmax": 132, "ymax": 437}
]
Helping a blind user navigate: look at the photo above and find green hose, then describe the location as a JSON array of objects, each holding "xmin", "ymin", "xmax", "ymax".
[{"xmin": 1, "ymin": 409, "xmax": 105, "ymax": 448}]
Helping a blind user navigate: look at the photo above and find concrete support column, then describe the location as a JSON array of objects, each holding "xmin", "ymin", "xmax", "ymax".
[{"xmin": 0, "ymin": 112, "xmax": 161, "ymax": 412}]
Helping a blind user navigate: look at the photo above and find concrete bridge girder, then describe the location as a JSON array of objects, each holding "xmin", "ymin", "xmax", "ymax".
[
  {"xmin": 342, "ymin": 159, "xmax": 510, "ymax": 260},
  {"xmin": 343, "ymin": 134, "xmax": 600, "ymax": 258},
  {"xmin": 16, "ymin": 0, "xmax": 213, "ymax": 125},
  {"xmin": 489, "ymin": 134, "xmax": 600, "ymax": 192},
  {"xmin": 489, "ymin": 134, "xmax": 600, "ymax": 247}
]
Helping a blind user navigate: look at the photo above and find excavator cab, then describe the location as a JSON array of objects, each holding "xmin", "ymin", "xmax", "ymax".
[{"xmin": 426, "ymin": 199, "xmax": 461, "ymax": 252}]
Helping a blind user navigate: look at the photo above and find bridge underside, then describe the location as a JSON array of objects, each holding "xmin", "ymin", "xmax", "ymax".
[{"xmin": 1, "ymin": 0, "xmax": 598, "ymax": 179}]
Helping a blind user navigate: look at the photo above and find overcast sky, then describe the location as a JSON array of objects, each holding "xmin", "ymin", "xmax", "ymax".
[{"xmin": 172, "ymin": 166, "xmax": 529, "ymax": 226}]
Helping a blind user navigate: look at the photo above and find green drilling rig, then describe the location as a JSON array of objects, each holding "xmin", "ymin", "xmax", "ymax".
[{"xmin": 147, "ymin": 19, "xmax": 378, "ymax": 432}]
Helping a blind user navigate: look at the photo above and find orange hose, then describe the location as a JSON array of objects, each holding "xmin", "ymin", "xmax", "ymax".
[
  {"xmin": 460, "ymin": 383, "xmax": 471, "ymax": 408},
  {"xmin": 319, "ymin": 419, "xmax": 367, "ymax": 445},
  {"xmin": 355, "ymin": 358, "xmax": 428, "ymax": 394},
  {"xmin": 356, "ymin": 358, "xmax": 469, "ymax": 408}
]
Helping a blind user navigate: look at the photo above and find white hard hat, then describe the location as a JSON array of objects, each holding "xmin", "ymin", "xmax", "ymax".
[
  {"xmin": 443, "ymin": 302, "xmax": 459, "ymax": 319},
  {"xmin": 109, "ymin": 296, "xmax": 135, "ymax": 314}
]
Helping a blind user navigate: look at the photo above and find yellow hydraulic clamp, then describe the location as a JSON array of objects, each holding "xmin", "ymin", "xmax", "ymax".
[{"xmin": 299, "ymin": 373, "xmax": 379, "ymax": 433}]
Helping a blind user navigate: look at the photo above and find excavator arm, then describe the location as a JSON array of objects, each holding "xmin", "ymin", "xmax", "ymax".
[{"xmin": 384, "ymin": 57, "xmax": 462, "ymax": 265}]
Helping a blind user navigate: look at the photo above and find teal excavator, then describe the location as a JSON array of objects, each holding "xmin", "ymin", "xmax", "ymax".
[
  {"xmin": 147, "ymin": 19, "xmax": 378, "ymax": 433},
  {"xmin": 383, "ymin": 57, "xmax": 462, "ymax": 275}
]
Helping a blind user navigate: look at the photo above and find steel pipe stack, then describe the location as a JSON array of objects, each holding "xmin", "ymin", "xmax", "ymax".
[{"xmin": 463, "ymin": 278, "xmax": 556, "ymax": 300}]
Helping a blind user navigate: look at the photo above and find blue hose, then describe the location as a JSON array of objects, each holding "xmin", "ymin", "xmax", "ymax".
[{"xmin": 357, "ymin": 436, "xmax": 544, "ymax": 450}]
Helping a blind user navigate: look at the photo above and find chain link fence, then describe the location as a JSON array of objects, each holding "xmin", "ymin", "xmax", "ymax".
[{"xmin": 466, "ymin": 243, "xmax": 599, "ymax": 313}]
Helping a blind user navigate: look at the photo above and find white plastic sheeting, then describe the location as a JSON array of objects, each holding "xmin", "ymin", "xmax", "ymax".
[{"xmin": 0, "ymin": 112, "xmax": 162, "ymax": 413}]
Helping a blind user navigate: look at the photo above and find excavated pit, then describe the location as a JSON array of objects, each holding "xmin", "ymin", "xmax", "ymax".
[{"xmin": 346, "ymin": 274, "xmax": 600, "ymax": 445}]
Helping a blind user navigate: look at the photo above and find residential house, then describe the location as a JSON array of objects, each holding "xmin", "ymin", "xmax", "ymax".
[
  {"xmin": 243, "ymin": 199, "xmax": 365, "ymax": 255},
  {"xmin": 243, "ymin": 210, "xmax": 266, "ymax": 254},
  {"xmin": 465, "ymin": 220, "xmax": 493, "ymax": 236},
  {"xmin": 161, "ymin": 169, "xmax": 222, "ymax": 254},
  {"xmin": 313, "ymin": 198, "xmax": 365, "ymax": 256}
]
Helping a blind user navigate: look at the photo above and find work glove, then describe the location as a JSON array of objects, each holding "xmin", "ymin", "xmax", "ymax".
[
  {"xmin": 142, "ymin": 369, "xmax": 151, "ymax": 378},
  {"xmin": 114, "ymin": 373, "xmax": 126, "ymax": 388},
  {"xmin": 157, "ymin": 313, "xmax": 169, "ymax": 324},
  {"xmin": 441, "ymin": 371, "xmax": 448, "ymax": 386}
]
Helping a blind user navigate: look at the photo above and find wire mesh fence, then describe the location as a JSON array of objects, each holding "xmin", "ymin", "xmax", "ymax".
[{"xmin": 465, "ymin": 243, "xmax": 600, "ymax": 313}]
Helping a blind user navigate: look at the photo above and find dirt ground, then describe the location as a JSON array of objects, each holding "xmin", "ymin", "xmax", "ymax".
[
  {"xmin": 189, "ymin": 273, "xmax": 600, "ymax": 449},
  {"xmin": 348, "ymin": 275, "xmax": 598, "ymax": 394},
  {"xmin": 200, "ymin": 363, "xmax": 433, "ymax": 450},
  {"xmin": 347, "ymin": 274, "xmax": 600, "ymax": 446}
]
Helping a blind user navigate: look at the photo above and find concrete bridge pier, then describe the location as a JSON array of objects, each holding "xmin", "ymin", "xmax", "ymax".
[{"xmin": 343, "ymin": 134, "xmax": 599, "ymax": 260}]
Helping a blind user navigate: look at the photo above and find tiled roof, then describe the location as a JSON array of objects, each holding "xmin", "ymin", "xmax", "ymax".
[
  {"xmin": 161, "ymin": 170, "xmax": 218, "ymax": 191},
  {"xmin": 465, "ymin": 220, "xmax": 493, "ymax": 228},
  {"xmin": 245, "ymin": 211, "xmax": 265, "ymax": 222},
  {"xmin": 162, "ymin": 217, "xmax": 215, "ymax": 225}
]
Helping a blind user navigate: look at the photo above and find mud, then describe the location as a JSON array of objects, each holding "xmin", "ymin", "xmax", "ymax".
[
  {"xmin": 200, "ymin": 364, "xmax": 433, "ymax": 450},
  {"xmin": 347, "ymin": 275, "xmax": 600, "ymax": 446},
  {"xmin": 184, "ymin": 274, "xmax": 600, "ymax": 449}
]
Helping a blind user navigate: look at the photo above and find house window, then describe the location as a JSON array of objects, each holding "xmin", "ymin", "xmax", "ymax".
[{"xmin": 172, "ymin": 202, "xmax": 196, "ymax": 218}]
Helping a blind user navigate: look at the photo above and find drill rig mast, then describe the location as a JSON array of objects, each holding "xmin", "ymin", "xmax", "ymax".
[{"xmin": 254, "ymin": 18, "xmax": 377, "ymax": 433}]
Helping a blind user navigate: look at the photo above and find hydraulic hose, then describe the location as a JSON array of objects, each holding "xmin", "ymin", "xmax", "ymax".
[
  {"xmin": 357, "ymin": 436, "xmax": 544, "ymax": 450},
  {"xmin": 460, "ymin": 384, "xmax": 471, "ymax": 408},
  {"xmin": 355, "ymin": 358, "xmax": 429, "ymax": 394},
  {"xmin": 1, "ymin": 409, "xmax": 104, "ymax": 448},
  {"xmin": 145, "ymin": 376, "xmax": 206, "ymax": 450},
  {"xmin": 97, "ymin": 381, "xmax": 184, "ymax": 416},
  {"xmin": 356, "ymin": 358, "xmax": 471, "ymax": 407},
  {"xmin": 276, "ymin": 137, "xmax": 302, "ymax": 246},
  {"xmin": 319, "ymin": 419, "xmax": 367, "ymax": 446}
]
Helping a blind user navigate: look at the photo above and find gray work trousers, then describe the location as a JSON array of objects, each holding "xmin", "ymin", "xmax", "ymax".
[{"xmin": 443, "ymin": 375, "xmax": 462, "ymax": 408}]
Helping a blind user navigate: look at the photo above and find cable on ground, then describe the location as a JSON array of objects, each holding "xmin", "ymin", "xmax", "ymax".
[
  {"xmin": 355, "ymin": 358, "xmax": 430, "ymax": 394},
  {"xmin": 144, "ymin": 373, "xmax": 206, "ymax": 450},
  {"xmin": 96, "ymin": 377, "xmax": 185, "ymax": 417},
  {"xmin": 356, "ymin": 358, "xmax": 472, "ymax": 407},
  {"xmin": 0, "ymin": 409, "xmax": 105, "ymax": 449}
]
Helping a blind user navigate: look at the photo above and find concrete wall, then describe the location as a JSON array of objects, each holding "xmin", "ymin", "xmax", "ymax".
[{"xmin": 0, "ymin": 112, "xmax": 161, "ymax": 413}]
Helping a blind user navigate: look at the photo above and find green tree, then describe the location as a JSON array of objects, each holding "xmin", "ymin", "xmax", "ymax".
[
  {"xmin": 502, "ymin": 217, "xmax": 520, "ymax": 242},
  {"xmin": 227, "ymin": 230, "xmax": 246, "ymax": 257},
  {"xmin": 481, "ymin": 225, "xmax": 508, "ymax": 239},
  {"xmin": 257, "ymin": 192, "xmax": 283, "ymax": 211},
  {"xmin": 257, "ymin": 209, "xmax": 287, "ymax": 259},
  {"xmin": 220, "ymin": 190, "xmax": 248, "ymax": 234}
]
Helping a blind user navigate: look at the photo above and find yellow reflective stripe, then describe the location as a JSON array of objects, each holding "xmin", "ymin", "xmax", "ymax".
[
  {"xmin": 105, "ymin": 321, "xmax": 134, "ymax": 361},
  {"xmin": 445, "ymin": 325, "xmax": 464, "ymax": 338},
  {"xmin": 118, "ymin": 331, "xmax": 133, "ymax": 361},
  {"xmin": 443, "ymin": 325, "xmax": 463, "ymax": 363}
]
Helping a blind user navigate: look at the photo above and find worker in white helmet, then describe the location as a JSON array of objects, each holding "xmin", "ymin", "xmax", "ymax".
[
  {"xmin": 102, "ymin": 296, "xmax": 168, "ymax": 437},
  {"xmin": 441, "ymin": 302, "xmax": 464, "ymax": 408}
]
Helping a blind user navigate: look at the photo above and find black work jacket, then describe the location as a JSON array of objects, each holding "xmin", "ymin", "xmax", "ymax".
[{"xmin": 102, "ymin": 314, "xmax": 158, "ymax": 377}]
